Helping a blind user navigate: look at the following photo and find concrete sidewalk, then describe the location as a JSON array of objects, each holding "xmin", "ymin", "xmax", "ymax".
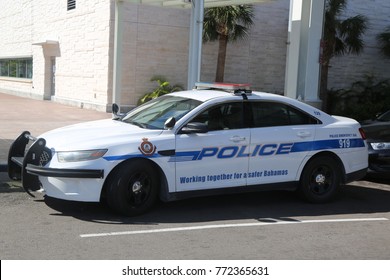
[{"xmin": 0, "ymin": 93, "xmax": 111, "ymax": 172}]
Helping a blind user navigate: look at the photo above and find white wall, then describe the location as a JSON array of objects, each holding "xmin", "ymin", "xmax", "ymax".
[
  {"xmin": 0, "ymin": 0, "xmax": 111, "ymax": 110},
  {"xmin": 0, "ymin": 0, "xmax": 34, "ymax": 97}
]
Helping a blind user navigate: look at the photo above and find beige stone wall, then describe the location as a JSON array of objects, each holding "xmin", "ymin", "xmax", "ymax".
[
  {"xmin": 116, "ymin": 1, "xmax": 289, "ymax": 107},
  {"xmin": 327, "ymin": 0, "xmax": 390, "ymax": 89},
  {"xmin": 118, "ymin": 0, "xmax": 390, "ymax": 108},
  {"xmin": 113, "ymin": 3, "xmax": 191, "ymax": 106},
  {"xmin": 1, "ymin": 0, "xmax": 389, "ymax": 111}
]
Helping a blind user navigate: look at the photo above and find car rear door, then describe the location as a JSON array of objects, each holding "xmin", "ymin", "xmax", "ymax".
[{"xmin": 247, "ymin": 101, "xmax": 319, "ymax": 185}]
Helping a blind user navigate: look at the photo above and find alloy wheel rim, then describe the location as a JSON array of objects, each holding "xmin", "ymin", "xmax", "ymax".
[{"xmin": 309, "ymin": 165, "xmax": 333, "ymax": 195}]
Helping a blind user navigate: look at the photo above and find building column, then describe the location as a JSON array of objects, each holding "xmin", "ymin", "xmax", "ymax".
[
  {"xmin": 113, "ymin": 0, "xmax": 124, "ymax": 111},
  {"xmin": 284, "ymin": 0, "xmax": 325, "ymax": 108},
  {"xmin": 32, "ymin": 40, "xmax": 60, "ymax": 100},
  {"xmin": 187, "ymin": 0, "xmax": 204, "ymax": 90}
]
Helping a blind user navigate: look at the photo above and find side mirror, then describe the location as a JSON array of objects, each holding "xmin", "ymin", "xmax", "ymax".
[
  {"xmin": 180, "ymin": 122, "xmax": 208, "ymax": 134},
  {"xmin": 112, "ymin": 103, "xmax": 119, "ymax": 114},
  {"xmin": 164, "ymin": 117, "xmax": 176, "ymax": 129},
  {"xmin": 112, "ymin": 103, "xmax": 126, "ymax": 120}
]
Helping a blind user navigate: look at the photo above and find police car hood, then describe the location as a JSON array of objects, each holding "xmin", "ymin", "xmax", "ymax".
[{"xmin": 39, "ymin": 119, "xmax": 162, "ymax": 150}]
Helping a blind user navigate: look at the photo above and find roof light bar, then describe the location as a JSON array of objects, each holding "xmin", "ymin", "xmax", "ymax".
[{"xmin": 195, "ymin": 82, "xmax": 252, "ymax": 95}]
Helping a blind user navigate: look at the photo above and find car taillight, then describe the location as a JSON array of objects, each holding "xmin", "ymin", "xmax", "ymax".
[{"xmin": 359, "ymin": 128, "xmax": 366, "ymax": 140}]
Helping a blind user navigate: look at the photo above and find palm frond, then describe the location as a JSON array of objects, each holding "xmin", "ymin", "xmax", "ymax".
[
  {"xmin": 324, "ymin": 0, "xmax": 368, "ymax": 58},
  {"xmin": 377, "ymin": 26, "xmax": 390, "ymax": 58},
  {"xmin": 203, "ymin": 5, "xmax": 254, "ymax": 43},
  {"xmin": 338, "ymin": 15, "xmax": 368, "ymax": 54},
  {"xmin": 326, "ymin": 0, "xmax": 347, "ymax": 18},
  {"xmin": 333, "ymin": 37, "xmax": 346, "ymax": 56}
]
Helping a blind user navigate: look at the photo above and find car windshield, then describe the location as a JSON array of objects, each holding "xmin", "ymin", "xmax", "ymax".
[
  {"xmin": 122, "ymin": 95, "xmax": 202, "ymax": 129},
  {"xmin": 377, "ymin": 110, "xmax": 390, "ymax": 122}
]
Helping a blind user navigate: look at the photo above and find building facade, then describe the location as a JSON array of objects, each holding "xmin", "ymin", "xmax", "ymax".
[{"xmin": 0, "ymin": 0, "xmax": 389, "ymax": 111}]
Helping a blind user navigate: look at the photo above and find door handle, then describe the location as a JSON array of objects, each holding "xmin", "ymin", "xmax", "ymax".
[
  {"xmin": 297, "ymin": 131, "xmax": 312, "ymax": 138},
  {"xmin": 229, "ymin": 136, "xmax": 246, "ymax": 142}
]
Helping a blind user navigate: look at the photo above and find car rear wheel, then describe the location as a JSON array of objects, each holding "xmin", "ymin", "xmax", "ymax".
[
  {"xmin": 299, "ymin": 155, "xmax": 341, "ymax": 203},
  {"xmin": 106, "ymin": 160, "xmax": 158, "ymax": 216}
]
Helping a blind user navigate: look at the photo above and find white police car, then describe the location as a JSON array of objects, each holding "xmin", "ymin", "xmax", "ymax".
[{"xmin": 8, "ymin": 83, "xmax": 368, "ymax": 216}]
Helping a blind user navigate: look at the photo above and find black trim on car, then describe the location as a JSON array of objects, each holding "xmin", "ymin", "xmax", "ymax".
[
  {"xmin": 161, "ymin": 181, "xmax": 299, "ymax": 202},
  {"xmin": 344, "ymin": 168, "xmax": 367, "ymax": 183},
  {"xmin": 8, "ymin": 131, "xmax": 104, "ymax": 197},
  {"xmin": 26, "ymin": 164, "xmax": 104, "ymax": 179},
  {"xmin": 158, "ymin": 150, "xmax": 176, "ymax": 156}
]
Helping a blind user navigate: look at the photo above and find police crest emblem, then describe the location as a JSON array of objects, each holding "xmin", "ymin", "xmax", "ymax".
[{"xmin": 138, "ymin": 138, "xmax": 156, "ymax": 156}]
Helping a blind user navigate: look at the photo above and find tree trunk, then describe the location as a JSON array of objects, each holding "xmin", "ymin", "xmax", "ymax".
[
  {"xmin": 215, "ymin": 34, "xmax": 228, "ymax": 82},
  {"xmin": 320, "ymin": 62, "xmax": 330, "ymax": 113}
]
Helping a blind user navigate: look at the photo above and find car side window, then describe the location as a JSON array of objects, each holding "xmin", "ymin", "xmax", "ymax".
[
  {"xmin": 191, "ymin": 102, "xmax": 244, "ymax": 131},
  {"xmin": 251, "ymin": 101, "xmax": 319, "ymax": 127}
]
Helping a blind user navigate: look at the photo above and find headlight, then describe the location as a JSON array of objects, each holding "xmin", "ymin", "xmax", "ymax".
[
  {"xmin": 57, "ymin": 149, "xmax": 107, "ymax": 163},
  {"xmin": 370, "ymin": 143, "xmax": 390, "ymax": 150}
]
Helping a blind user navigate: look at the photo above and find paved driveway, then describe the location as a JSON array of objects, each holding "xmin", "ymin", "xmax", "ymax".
[{"xmin": 1, "ymin": 170, "xmax": 389, "ymax": 259}]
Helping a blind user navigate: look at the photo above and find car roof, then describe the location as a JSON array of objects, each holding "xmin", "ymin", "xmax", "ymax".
[
  {"xmin": 169, "ymin": 89, "xmax": 236, "ymax": 102},
  {"xmin": 168, "ymin": 88, "xmax": 335, "ymax": 124},
  {"xmin": 169, "ymin": 88, "xmax": 284, "ymax": 102},
  {"xmin": 168, "ymin": 89, "xmax": 317, "ymax": 111}
]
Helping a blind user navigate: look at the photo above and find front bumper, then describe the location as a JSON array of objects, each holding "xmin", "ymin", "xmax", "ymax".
[{"xmin": 8, "ymin": 131, "xmax": 104, "ymax": 196}]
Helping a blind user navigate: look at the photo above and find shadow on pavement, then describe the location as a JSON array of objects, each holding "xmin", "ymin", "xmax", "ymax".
[
  {"xmin": 43, "ymin": 181, "xmax": 390, "ymax": 225},
  {"xmin": 0, "ymin": 182, "xmax": 24, "ymax": 193}
]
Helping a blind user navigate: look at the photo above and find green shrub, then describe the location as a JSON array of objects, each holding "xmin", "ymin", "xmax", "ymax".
[
  {"xmin": 138, "ymin": 75, "xmax": 184, "ymax": 105},
  {"xmin": 328, "ymin": 75, "xmax": 390, "ymax": 121}
]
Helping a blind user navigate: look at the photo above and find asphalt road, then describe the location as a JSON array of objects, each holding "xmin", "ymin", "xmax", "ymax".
[{"xmin": 1, "ymin": 171, "xmax": 389, "ymax": 260}]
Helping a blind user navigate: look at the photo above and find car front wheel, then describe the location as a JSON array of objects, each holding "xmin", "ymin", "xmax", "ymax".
[{"xmin": 106, "ymin": 160, "xmax": 159, "ymax": 216}]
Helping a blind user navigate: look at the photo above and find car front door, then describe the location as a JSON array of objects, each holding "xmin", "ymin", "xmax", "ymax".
[{"xmin": 174, "ymin": 102, "xmax": 251, "ymax": 192}]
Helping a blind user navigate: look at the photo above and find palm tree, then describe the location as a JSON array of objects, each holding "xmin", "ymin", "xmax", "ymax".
[
  {"xmin": 203, "ymin": 5, "xmax": 254, "ymax": 82},
  {"xmin": 377, "ymin": 26, "xmax": 390, "ymax": 58},
  {"xmin": 320, "ymin": 0, "xmax": 368, "ymax": 111}
]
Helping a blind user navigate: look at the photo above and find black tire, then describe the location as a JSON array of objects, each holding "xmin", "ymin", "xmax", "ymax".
[
  {"xmin": 106, "ymin": 160, "xmax": 159, "ymax": 216},
  {"xmin": 299, "ymin": 155, "xmax": 341, "ymax": 203}
]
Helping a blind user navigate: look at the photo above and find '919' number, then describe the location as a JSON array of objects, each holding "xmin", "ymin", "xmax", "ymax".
[{"xmin": 339, "ymin": 139, "xmax": 350, "ymax": 148}]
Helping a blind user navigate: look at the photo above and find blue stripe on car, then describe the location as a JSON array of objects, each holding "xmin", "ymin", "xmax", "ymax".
[{"xmin": 103, "ymin": 138, "xmax": 365, "ymax": 162}]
